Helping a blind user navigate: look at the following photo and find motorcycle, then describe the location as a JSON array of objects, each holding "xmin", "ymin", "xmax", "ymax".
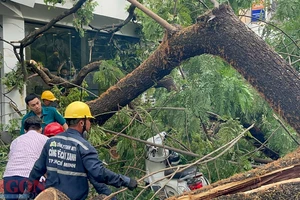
[{"xmin": 144, "ymin": 132, "xmax": 209, "ymax": 199}]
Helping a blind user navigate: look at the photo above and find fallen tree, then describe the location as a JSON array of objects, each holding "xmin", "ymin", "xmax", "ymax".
[
  {"xmin": 86, "ymin": 4, "xmax": 300, "ymax": 133},
  {"xmin": 14, "ymin": 2, "xmax": 300, "ymax": 133},
  {"xmin": 4, "ymin": 1, "xmax": 300, "ymax": 199},
  {"xmin": 87, "ymin": 3, "xmax": 300, "ymax": 199}
]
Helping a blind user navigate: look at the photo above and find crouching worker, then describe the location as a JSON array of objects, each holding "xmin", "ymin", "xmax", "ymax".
[
  {"xmin": 43, "ymin": 122, "xmax": 64, "ymax": 138},
  {"xmin": 27, "ymin": 101, "xmax": 138, "ymax": 200},
  {"xmin": 41, "ymin": 90, "xmax": 58, "ymax": 107},
  {"xmin": 3, "ymin": 116, "xmax": 48, "ymax": 200}
]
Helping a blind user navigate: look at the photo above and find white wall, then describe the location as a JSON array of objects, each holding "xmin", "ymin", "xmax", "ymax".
[
  {"xmin": 10, "ymin": 0, "xmax": 131, "ymax": 20},
  {"xmin": 0, "ymin": 15, "xmax": 26, "ymax": 127},
  {"xmin": 33, "ymin": 0, "xmax": 130, "ymax": 20},
  {"xmin": 93, "ymin": 0, "xmax": 131, "ymax": 20},
  {"xmin": 21, "ymin": 0, "xmax": 138, "ymax": 37}
]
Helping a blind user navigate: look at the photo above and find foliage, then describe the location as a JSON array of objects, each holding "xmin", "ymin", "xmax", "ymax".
[
  {"xmin": 92, "ymin": 38, "xmax": 143, "ymax": 95},
  {"xmin": 0, "ymin": 118, "xmax": 21, "ymax": 178},
  {"xmin": 44, "ymin": 0, "xmax": 66, "ymax": 5},
  {"xmin": 260, "ymin": 0, "xmax": 300, "ymax": 155},
  {"xmin": 96, "ymin": 52, "xmax": 298, "ymax": 193},
  {"xmin": 73, "ymin": 1, "xmax": 98, "ymax": 37},
  {"xmin": 87, "ymin": 2, "xmax": 300, "ymax": 197},
  {"xmin": 136, "ymin": 0, "xmax": 206, "ymax": 42},
  {"xmin": 136, "ymin": 0, "xmax": 253, "ymax": 42},
  {"xmin": 44, "ymin": 0, "xmax": 98, "ymax": 37},
  {"xmin": 3, "ymin": 119, "xmax": 21, "ymax": 137},
  {"xmin": 51, "ymin": 83, "xmax": 89, "ymax": 114},
  {"xmin": 202, "ymin": 119, "xmax": 258, "ymax": 182},
  {"xmin": 111, "ymin": 39, "xmax": 144, "ymax": 73},
  {"xmin": 93, "ymin": 59, "xmax": 126, "ymax": 93},
  {"xmin": 2, "ymin": 66, "xmax": 25, "ymax": 94},
  {"xmin": 227, "ymin": 0, "xmax": 253, "ymax": 14},
  {"xmin": 1, "ymin": 0, "xmax": 300, "ymax": 199},
  {"xmin": 263, "ymin": 0, "xmax": 300, "ymax": 70},
  {"xmin": 0, "ymin": 145, "xmax": 9, "ymax": 178}
]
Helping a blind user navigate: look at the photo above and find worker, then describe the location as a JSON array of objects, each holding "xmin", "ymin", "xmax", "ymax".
[
  {"xmin": 27, "ymin": 101, "xmax": 137, "ymax": 200},
  {"xmin": 20, "ymin": 93, "xmax": 68, "ymax": 135},
  {"xmin": 41, "ymin": 90, "xmax": 57, "ymax": 107},
  {"xmin": 3, "ymin": 116, "xmax": 48, "ymax": 200},
  {"xmin": 43, "ymin": 122, "xmax": 117, "ymax": 199},
  {"xmin": 43, "ymin": 122, "xmax": 64, "ymax": 138}
]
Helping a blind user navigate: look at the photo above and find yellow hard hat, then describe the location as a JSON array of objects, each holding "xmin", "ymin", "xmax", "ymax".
[
  {"xmin": 41, "ymin": 90, "xmax": 57, "ymax": 101},
  {"xmin": 64, "ymin": 101, "xmax": 94, "ymax": 119}
]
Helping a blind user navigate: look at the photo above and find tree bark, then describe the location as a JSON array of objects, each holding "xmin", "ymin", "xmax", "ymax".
[
  {"xmin": 34, "ymin": 187, "xmax": 70, "ymax": 200},
  {"xmin": 88, "ymin": 4, "xmax": 300, "ymax": 135},
  {"xmin": 27, "ymin": 60, "xmax": 100, "ymax": 88}
]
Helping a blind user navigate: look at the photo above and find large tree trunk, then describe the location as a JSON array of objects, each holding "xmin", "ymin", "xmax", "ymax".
[{"xmin": 88, "ymin": 4, "xmax": 300, "ymax": 134}]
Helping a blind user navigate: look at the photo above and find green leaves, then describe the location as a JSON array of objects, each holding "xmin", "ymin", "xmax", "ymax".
[
  {"xmin": 44, "ymin": 0, "xmax": 98, "ymax": 37},
  {"xmin": 44, "ymin": 0, "xmax": 65, "ymax": 6},
  {"xmin": 136, "ymin": 0, "xmax": 210, "ymax": 41},
  {"xmin": 263, "ymin": 0, "xmax": 300, "ymax": 70},
  {"xmin": 73, "ymin": 1, "xmax": 98, "ymax": 37},
  {"xmin": 93, "ymin": 59, "xmax": 125, "ymax": 93},
  {"xmin": 2, "ymin": 67, "xmax": 25, "ymax": 94},
  {"xmin": 274, "ymin": 0, "xmax": 300, "ymax": 20},
  {"xmin": 52, "ymin": 85, "xmax": 89, "ymax": 113}
]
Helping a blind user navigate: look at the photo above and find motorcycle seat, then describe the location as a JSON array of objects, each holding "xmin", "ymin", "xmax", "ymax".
[{"xmin": 164, "ymin": 166, "xmax": 197, "ymax": 179}]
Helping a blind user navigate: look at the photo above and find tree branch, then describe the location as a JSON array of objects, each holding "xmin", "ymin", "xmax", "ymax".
[
  {"xmin": 198, "ymin": 0, "xmax": 209, "ymax": 9},
  {"xmin": 127, "ymin": 0, "xmax": 178, "ymax": 32},
  {"xmin": 154, "ymin": 76, "xmax": 178, "ymax": 91},
  {"xmin": 273, "ymin": 113, "xmax": 300, "ymax": 146},
  {"xmin": 27, "ymin": 60, "xmax": 52, "ymax": 84},
  {"xmin": 3, "ymin": 0, "xmax": 88, "ymax": 91},
  {"xmin": 210, "ymin": 0, "xmax": 219, "ymax": 8},
  {"xmin": 89, "ymin": 4, "xmax": 136, "ymax": 34},
  {"xmin": 27, "ymin": 60, "xmax": 101, "ymax": 88},
  {"xmin": 102, "ymin": 128, "xmax": 199, "ymax": 157},
  {"xmin": 72, "ymin": 61, "xmax": 101, "ymax": 86},
  {"xmin": 21, "ymin": 0, "xmax": 88, "ymax": 47}
]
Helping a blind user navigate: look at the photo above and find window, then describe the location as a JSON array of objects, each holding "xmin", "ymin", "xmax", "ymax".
[{"xmin": 25, "ymin": 22, "xmax": 139, "ymax": 98}]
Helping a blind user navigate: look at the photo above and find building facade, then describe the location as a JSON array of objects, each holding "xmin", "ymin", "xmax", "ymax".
[{"xmin": 0, "ymin": 0, "xmax": 139, "ymax": 133}]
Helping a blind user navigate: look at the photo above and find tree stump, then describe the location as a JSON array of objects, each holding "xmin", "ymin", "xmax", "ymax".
[{"xmin": 34, "ymin": 187, "xmax": 70, "ymax": 200}]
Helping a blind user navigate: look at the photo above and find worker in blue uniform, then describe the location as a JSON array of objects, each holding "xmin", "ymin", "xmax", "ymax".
[
  {"xmin": 44, "ymin": 122, "xmax": 117, "ymax": 199},
  {"xmin": 20, "ymin": 93, "xmax": 68, "ymax": 135},
  {"xmin": 27, "ymin": 101, "xmax": 137, "ymax": 199}
]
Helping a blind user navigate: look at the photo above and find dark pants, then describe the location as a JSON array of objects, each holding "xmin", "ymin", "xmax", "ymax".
[{"xmin": 3, "ymin": 176, "xmax": 45, "ymax": 200}]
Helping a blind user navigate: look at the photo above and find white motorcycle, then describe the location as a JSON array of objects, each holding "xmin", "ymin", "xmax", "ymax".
[{"xmin": 144, "ymin": 132, "xmax": 209, "ymax": 199}]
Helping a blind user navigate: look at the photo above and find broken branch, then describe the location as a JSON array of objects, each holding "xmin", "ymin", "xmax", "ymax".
[{"xmin": 127, "ymin": 0, "xmax": 177, "ymax": 32}]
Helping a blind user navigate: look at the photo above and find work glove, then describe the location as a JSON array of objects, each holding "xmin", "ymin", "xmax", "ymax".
[{"xmin": 127, "ymin": 178, "xmax": 138, "ymax": 191}]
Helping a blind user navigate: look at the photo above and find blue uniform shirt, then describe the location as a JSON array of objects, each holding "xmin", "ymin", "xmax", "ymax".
[
  {"xmin": 20, "ymin": 106, "xmax": 66, "ymax": 135},
  {"xmin": 28, "ymin": 128, "xmax": 130, "ymax": 200}
]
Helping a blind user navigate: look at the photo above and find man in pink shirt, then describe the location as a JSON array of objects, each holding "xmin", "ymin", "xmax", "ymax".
[{"xmin": 3, "ymin": 116, "xmax": 48, "ymax": 200}]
